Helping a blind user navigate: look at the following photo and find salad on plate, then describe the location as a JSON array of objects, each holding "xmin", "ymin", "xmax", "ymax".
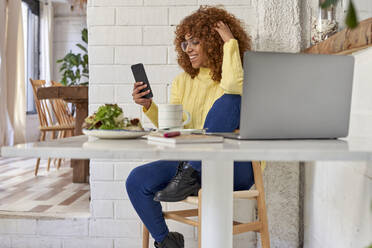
[
  {"xmin": 82, "ymin": 104, "xmax": 144, "ymax": 131},
  {"xmin": 82, "ymin": 104, "xmax": 148, "ymax": 139}
]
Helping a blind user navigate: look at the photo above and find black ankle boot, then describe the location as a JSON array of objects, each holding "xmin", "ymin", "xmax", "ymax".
[
  {"xmin": 154, "ymin": 232, "xmax": 184, "ymax": 248},
  {"xmin": 154, "ymin": 162, "xmax": 201, "ymax": 202}
]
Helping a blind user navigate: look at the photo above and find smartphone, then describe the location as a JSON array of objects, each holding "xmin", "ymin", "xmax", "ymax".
[{"xmin": 131, "ymin": 63, "xmax": 153, "ymax": 99}]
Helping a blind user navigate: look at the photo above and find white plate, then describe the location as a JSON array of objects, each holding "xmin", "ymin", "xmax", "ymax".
[{"xmin": 82, "ymin": 129, "xmax": 150, "ymax": 139}]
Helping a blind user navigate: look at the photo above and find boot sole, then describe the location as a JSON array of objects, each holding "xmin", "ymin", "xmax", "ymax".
[{"xmin": 153, "ymin": 184, "xmax": 200, "ymax": 202}]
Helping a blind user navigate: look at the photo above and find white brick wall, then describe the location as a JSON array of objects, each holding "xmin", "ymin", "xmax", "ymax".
[
  {"xmin": 37, "ymin": 219, "xmax": 88, "ymax": 236},
  {"xmin": 116, "ymin": 7, "xmax": 168, "ymax": 25},
  {"xmin": 114, "ymin": 200, "xmax": 138, "ymax": 219},
  {"xmin": 115, "ymin": 46, "xmax": 168, "ymax": 65},
  {"xmin": 0, "ymin": 236, "xmax": 11, "ymax": 248},
  {"xmin": 114, "ymin": 238, "xmax": 142, "ymax": 248},
  {"xmin": 91, "ymin": 200, "xmax": 114, "ymax": 218},
  {"xmin": 89, "ymin": 219, "xmax": 141, "ymax": 237},
  {"xmin": 0, "ymin": 219, "xmax": 37, "ymax": 235},
  {"xmin": 90, "ymin": 181, "xmax": 127, "ymax": 200},
  {"xmin": 89, "ymin": 26, "xmax": 142, "ymax": 45},
  {"xmin": 89, "ymin": 47, "xmax": 115, "ymax": 65},
  {"xmin": 92, "ymin": 0, "xmax": 142, "ymax": 6},
  {"xmin": 87, "ymin": 1, "xmax": 257, "ymax": 247},
  {"xmin": 87, "ymin": 7, "xmax": 115, "ymax": 26},
  {"xmin": 53, "ymin": 3, "xmax": 87, "ymax": 83},
  {"xmin": 63, "ymin": 238, "xmax": 113, "ymax": 248},
  {"xmin": 12, "ymin": 237, "xmax": 62, "ymax": 248}
]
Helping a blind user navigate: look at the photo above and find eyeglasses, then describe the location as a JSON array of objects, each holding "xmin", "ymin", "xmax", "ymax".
[{"xmin": 181, "ymin": 38, "xmax": 200, "ymax": 52}]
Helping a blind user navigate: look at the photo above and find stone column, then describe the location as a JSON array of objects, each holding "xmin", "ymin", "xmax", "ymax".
[{"xmin": 254, "ymin": 0, "xmax": 304, "ymax": 247}]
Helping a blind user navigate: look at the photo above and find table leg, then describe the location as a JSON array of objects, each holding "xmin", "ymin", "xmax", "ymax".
[
  {"xmin": 74, "ymin": 102, "xmax": 88, "ymax": 136},
  {"xmin": 201, "ymin": 159, "xmax": 234, "ymax": 248},
  {"xmin": 72, "ymin": 102, "xmax": 89, "ymax": 183},
  {"xmin": 71, "ymin": 159, "xmax": 89, "ymax": 183}
]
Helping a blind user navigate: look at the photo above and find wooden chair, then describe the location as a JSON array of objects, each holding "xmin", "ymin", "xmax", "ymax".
[
  {"xmin": 142, "ymin": 161, "xmax": 270, "ymax": 248},
  {"xmin": 49, "ymin": 81, "xmax": 76, "ymax": 168},
  {"xmin": 29, "ymin": 79, "xmax": 75, "ymax": 175},
  {"xmin": 50, "ymin": 81, "xmax": 75, "ymax": 128}
]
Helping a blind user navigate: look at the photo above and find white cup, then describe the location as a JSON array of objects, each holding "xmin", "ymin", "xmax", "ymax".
[{"xmin": 158, "ymin": 104, "xmax": 191, "ymax": 129}]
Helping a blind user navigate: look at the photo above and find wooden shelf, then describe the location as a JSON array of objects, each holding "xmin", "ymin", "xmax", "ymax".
[{"xmin": 304, "ymin": 18, "xmax": 372, "ymax": 55}]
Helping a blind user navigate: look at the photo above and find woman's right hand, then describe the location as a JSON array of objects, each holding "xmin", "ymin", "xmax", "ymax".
[{"xmin": 132, "ymin": 82, "xmax": 152, "ymax": 110}]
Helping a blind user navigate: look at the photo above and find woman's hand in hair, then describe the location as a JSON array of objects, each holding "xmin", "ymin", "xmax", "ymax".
[
  {"xmin": 132, "ymin": 81, "xmax": 152, "ymax": 110},
  {"xmin": 214, "ymin": 21, "xmax": 234, "ymax": 43}
]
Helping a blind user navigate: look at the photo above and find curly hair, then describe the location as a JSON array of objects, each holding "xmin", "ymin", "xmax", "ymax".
[{"xmin": 174, "ymin": 6, "xmax": 251, "ymax": 82}]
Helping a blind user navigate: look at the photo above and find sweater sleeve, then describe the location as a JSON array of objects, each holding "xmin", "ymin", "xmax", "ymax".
[
  {"xmin": 142, "ymin": 74, "xmax": 183, "ymax": 128},
  {"xmin": 219, "ymin": 39, "xmax": 244, "ymax": 95},
  {"xmin": 143, "ymin": 102, "xmax": 159, "ymax": 128},
  {"xmin": 170, "ymin": 76, "xmax": 182, "ymax": 105}
]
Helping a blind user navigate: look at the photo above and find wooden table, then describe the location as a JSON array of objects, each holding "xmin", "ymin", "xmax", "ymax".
[{"xmin": 37, "ymin": 85, "xmax": 89, "ymax": 183}]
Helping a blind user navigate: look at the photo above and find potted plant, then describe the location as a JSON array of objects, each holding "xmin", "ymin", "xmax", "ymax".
[{"xmin": 56, "ymin": 28, "xmax": 88, "ymax": 86}]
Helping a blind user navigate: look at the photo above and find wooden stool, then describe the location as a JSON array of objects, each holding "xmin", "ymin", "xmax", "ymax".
[{"xmin": 142, "ymin": 161, "xmax": 270, "ymax": 248}]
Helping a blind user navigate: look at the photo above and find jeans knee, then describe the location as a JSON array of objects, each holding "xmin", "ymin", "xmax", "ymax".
[
  {"xmin": 125, "ymin": 168, "xmax": 140, "ymax": 195},
  {"xmin": 216, "ymin": 94, "xmax": 241, "ymax": 106},
  {"xmin": 204, "ymin": 94, "xmax": 241, "ymax": 132}
]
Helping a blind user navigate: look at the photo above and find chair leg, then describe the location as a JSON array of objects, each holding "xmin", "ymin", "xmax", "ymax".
[
  {"xmin": 57, "ymin": 159, "xmax": 62, "ymax": 170},
  {"xmin": 47, "ymin": 158, "xmax": 51, "ymax": 171},
  {"xmin": 198, "ymin": 189, "xmax": 202, "ymax": 248},
  {"xmin": 35, "ymin": 131, "xmax": 46, "ymax": 176},
  {"xmin": 57, "ymin": 130, "xmax": 67, "ymax": 170},
  {"xmin": 252, "ymin": 161, "xmax": 270, "ymax": 248},
  {"xmin": 47, "ymin": 131, "xmax": 57, "ymax": 171},
  {"xmin": 142, "ymin": 224, "xmax": 149, "ymax": 248},
  {"xmin": 34, "ymin": 158, "xmax": 41, "ymax": 176}
]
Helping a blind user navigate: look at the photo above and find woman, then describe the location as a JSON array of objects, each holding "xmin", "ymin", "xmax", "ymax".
[{"xmin": 126, "ymin": 6, "xmax": 254, "ymax": 248}]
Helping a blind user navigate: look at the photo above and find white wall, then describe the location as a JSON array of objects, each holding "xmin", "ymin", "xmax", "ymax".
[
  {"xmin": 351, "ymin": 0, "xmax": 372, "ymax": 21},
  {"xmin": 302, "ymin": 2, "xmax": 372, "ymax": 247},
  {"xmin": 304, "ymin": 48, "xmax": 372, "ymax": 248},
  {"xmin": 53, "ymin": 2, "xmax": 86, "ymax": 83}
]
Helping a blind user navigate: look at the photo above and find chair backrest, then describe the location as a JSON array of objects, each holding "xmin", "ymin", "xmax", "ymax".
[
  {"xmin": 29, "ymin": 79, "xmax": 54, "ymax": 128},
  {"xmin": 50, "ymin": 81, "xmax": 74, "ymax": 126}
]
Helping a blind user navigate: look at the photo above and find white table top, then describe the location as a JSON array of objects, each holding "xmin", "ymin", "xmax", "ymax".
[{"xmin": 2, "ymin": 135, "xmax": 372, "ymax": 161}]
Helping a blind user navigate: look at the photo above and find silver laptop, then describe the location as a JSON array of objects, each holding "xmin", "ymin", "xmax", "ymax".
[{"xmin": 218, "ymin": 51, "xmax": 355, "ymax": 140}]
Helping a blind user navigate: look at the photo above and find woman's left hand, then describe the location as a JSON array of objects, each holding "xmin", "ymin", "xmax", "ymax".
[{"xmin": 214, "ymin": 21, "xmax": 234, "ymax": 43}]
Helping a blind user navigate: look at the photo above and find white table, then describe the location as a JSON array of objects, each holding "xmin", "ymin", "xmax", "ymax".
[{"xmin": 2, "ymin": 135, "xmax": 372, "ymax": 248}]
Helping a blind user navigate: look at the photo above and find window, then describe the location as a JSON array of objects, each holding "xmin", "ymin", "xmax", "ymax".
[{"xmin": 21, "ymin": 0, "xmax": 40, "ymax": 114}]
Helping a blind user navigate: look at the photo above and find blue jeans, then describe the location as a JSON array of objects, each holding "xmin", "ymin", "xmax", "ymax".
[{"xmin": 125, "ymin": 94, "xmax": 254, "ymax": 242}]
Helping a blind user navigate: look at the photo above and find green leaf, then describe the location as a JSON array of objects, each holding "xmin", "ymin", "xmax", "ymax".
[
  {"xmin": 59, "ymin": 64, "xmax": 67, "ymax": 72},
  {"xmin": 83, "ymin": 54, "xmax": 89, "ymax": 64},
  {"xmin": 76, "ymin": 69, "xmax": 81, "ymax": 79},
  {"xmin": 76, "ymin": 43, "xmax": 87, "ymax": 53},
  {"xmin": 320, "ymin": 0, "xmax": 338, "ymax": 9},
  {"xmin": 56, "ymin": 28, "xmax": 89, "ymax": 85},
  {"xmin": 70, "ymin": 56, "xmax": 78, "ymax": 66},
  {"xmin": 82, "ymin": 28, "xmax": 88, "ymax": 44},
  {"xmin": 345, "ymin": 1, "xmax": 358, "ymax": 29}
]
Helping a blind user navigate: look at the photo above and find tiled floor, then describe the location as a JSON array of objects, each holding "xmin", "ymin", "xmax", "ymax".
[{"xmin": 0, "ymin": 156, "xmax": 90, "ymax": 218}]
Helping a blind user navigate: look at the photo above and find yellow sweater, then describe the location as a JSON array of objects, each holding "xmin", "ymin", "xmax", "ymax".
[
  {"xmin": 144, "ymin": 39, "xmax": 267, "ymax": 170},
  {"xmin": 144, "ymin": 38, "xmax": 243, "ymax": 128}
]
